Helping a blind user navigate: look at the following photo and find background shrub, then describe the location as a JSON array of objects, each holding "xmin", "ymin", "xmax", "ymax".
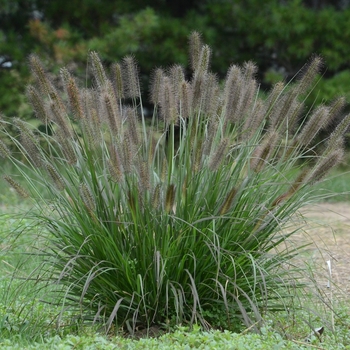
[{"xmin": 1, "ymin": 0, "xmax": 350, "ymax": 120}]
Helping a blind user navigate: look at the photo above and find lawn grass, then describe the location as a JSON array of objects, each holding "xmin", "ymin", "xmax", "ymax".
[
  {"xmin": 1, "ymin": 165, "xmax": 350, "ymax": 348},
  {"xmin": 313, "ymin": 167, "xmax": 350, "ymax": 202}
]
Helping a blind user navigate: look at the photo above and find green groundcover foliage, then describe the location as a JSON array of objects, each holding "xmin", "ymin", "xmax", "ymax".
[{"xmin": 0, "ymin": 325, "xmax": 347, "ymax": 349}]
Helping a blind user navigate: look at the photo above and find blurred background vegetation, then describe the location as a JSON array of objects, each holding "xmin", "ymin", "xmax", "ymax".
[{"xmin": 1, "ymin": 0, "xmax": 350, "ymax": 120}]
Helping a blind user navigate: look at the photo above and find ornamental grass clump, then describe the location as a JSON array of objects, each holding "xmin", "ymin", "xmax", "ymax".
[{"xmin": 0, "ymin": 32, "xmax": 348, "ymax": 335}]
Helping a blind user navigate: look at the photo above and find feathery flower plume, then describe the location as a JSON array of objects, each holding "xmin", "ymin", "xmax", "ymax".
[
  {"xmin": 108, "ymin": 145, "xmax": 124, "ymax": 182},
  {"xmin": 219, "ymin": 187, "xmax": 238, "ymax": 215},
  {"xmin": 49, "ymin": 87, "xmax": 67, "ymax": 117},
  {"xmin": 191, "ymin": 73, "xmax": 206, "ymax": 112},
  {"xmin": 325, "ymin": 113, "xmax": 350, "ymax": 153},
  {"xmin": 265, "ymin": 82, "xmax": 285, "ymax": 121},
  {"xmin": 268, "ymin": 83, "xmax": 301, "ymax": 134},
  {"xmin": 13, "ymin": 118, "xmax": 32, "ymax": 138},
  {"xmin": 26, "ymin": 85, "xmax": 49, "ymax": 123},
  {"xmin": 123, "ymin": 55, "xmax": 140, "ymax": 99},
  {"xmin": 192, "ymin": 138, "xmax": 204, "ymax": 173},
  {"xmin": 4, "ymin": 175, "xmax": 29, "ymax": 198},
  {"xmin": 66, "ymin": 75, "xmax": 85, "ymax": 120},
  {"xmin": 122, "ymin": 132, "xmax": 134, "ymax": 173},
  {"xmin": 111, "ymin": 62, "xmax": 125, "ymax": 100},
  {"xmin": 161, "ymin": 157, "xmax": 168, "ymax": 182},
  {"xmin": 79, "ymin": 183, "xmax": 96, "ymax": 215},
  {"xmin": 80, "ymin": 118, "xmax": 96, "ymax": 149},
  {"xmin": 45, "ymin": 163, "xmax": 65, "ymax": 191},
  {"xmin": 306, "ymin": 149, "xmax": 344, "ymax": 184},
  {"xmin": 50, "ymin": 102, "xmax": 73, "ymax": 138},
  {"xmin": 203, "ymin": 120, "xmax": 219, "ymax": 156},
  {"xmin": 242, "ymin": 61, "xmax": 258, "ymax": 81},
  {"xmin": 147, "ymin": 134, "xmax": 157, "ymax": 166},
  {"xmin": 237, "ymin": 78, "xmax": 258, "ymax": 124},
  {"xmin": 169, "ymin": 65, "xmax": 185, "ymax": 102},
  {"xmin": 55, "ymin": 129, "xmax": 77, "ymax": 165},
  {"xmin": 297, "ymin": 105, "xmax": 331, "ymax": 147},
  {"xmin": 0, "ymin": 139, "xmax": 11, "ymax": 158},
  {"xmin": 196, "ymin": 44, "xmax": 211, "ymax": 76},
  {"xmin": 102, "ymin": 91, "xmax": 121, "ymax": 134},
  {"xmin": 165, "ymin": 184, "xmax": 176, "ymax": 213},
  {"xmin": 126, "ymin": 107, "xmax": 140, "ymax": 146},
  {"xmin": 105, "ymin": 79, "xmax": 118, "ymax": 101},
  {"xmin": 14, "ymin": 118, "xmax": 42, "ymax": 167},
  {"xmin": 269, "ymin": 57, "xmax": 320, "ymax": 133},
  {"xmin": 28, "ymin": 54, "xmax": 53, "ymax": 95},
  {"xmin": 179, "ymin": 81, "xmax": 192, "ymax": 119},
  {"xmin": 88, "ymin": 106, "xmax": 101, "ymax": 139},
  {"xmin": 209, "ymin": 138, "xmax": 228, "ymax": 171},
  {"xmin": 150, "ymin": 68, "xmax": 165, "ymax": 105},
  {"xmin": 60, "ymin": 67, "xmax": 71, "ymax": 90},
  {"xmin": 272, "ymin": 97, "xmax": 303, "ymax": 136},
  {"xmin": 90, "ymin": 51, "xmax": 108, "ymax": 88},
  {"xmin": 250, "ymin": 131, "xmax": 279, "ymax": 172},
  {"xmin": 328, "ymin": 96, "xmax": 346, "ymax": 121},
  {"xmin": 152, "ymin": 183, "xmax": 162, "ymax": 209},
  {"xmin": 189, "ymin": 31, "xmax": 202, "ymax": 72},
  {"xmin": 297, "ymin": 55, "xmax": 323, "ymax": 96},
  {"xmin": 160, "ymin": 78, "xmax": 177, "ymax": 124},
  {"xmin": 201, "ymin": 73, "xmax": 219, "ymax": 117},
  {"xmin": 181, "ymin": 176, "xmax": 187, "ymax": 202},
  {"xmin": 324, "ymin": 136, "xmax": 345, "ymax": 159},
  {"xmin": 223, "ymin": 64, "xmax": 243, "ymax": 124},
  {"xmin": 29, "ymin": 55, "xmax": 67, "ymax": 116},
  {"xmin": 139, "ymin": 160, "xmax": 151, "ymax": 191},
  {"xmin": 82, "ymin": 88, "xmax": 102, "ymax": 142},
  {"xmin": 242, "ymin": 99, "xmax": 266, "ymax": 140}
]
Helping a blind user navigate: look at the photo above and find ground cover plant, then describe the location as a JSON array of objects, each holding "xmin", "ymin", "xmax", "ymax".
[{"xmin": 0, "ymin": 32, "xmax": 349, "ymax": 339}]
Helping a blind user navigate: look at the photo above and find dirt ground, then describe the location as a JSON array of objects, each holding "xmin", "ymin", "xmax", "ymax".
[{"xmin": 292, "ymin": 202, "xmax": 350, "ymax": 300}]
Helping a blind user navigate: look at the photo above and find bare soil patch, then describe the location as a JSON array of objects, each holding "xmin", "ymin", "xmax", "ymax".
[{"xmin": 293, "ymin": 202, "xmax": 350, "ymax": 299}]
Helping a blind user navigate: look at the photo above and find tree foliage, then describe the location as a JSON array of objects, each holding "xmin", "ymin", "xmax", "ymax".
[{"xmin": 1, "ymin": 0, "xmax": 350, "ymax": 118}]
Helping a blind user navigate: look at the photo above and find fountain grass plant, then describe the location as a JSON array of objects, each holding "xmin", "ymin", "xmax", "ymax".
[{"xmin": 0, "ymin": 32, "xmax": 348, "ymax": 336}]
